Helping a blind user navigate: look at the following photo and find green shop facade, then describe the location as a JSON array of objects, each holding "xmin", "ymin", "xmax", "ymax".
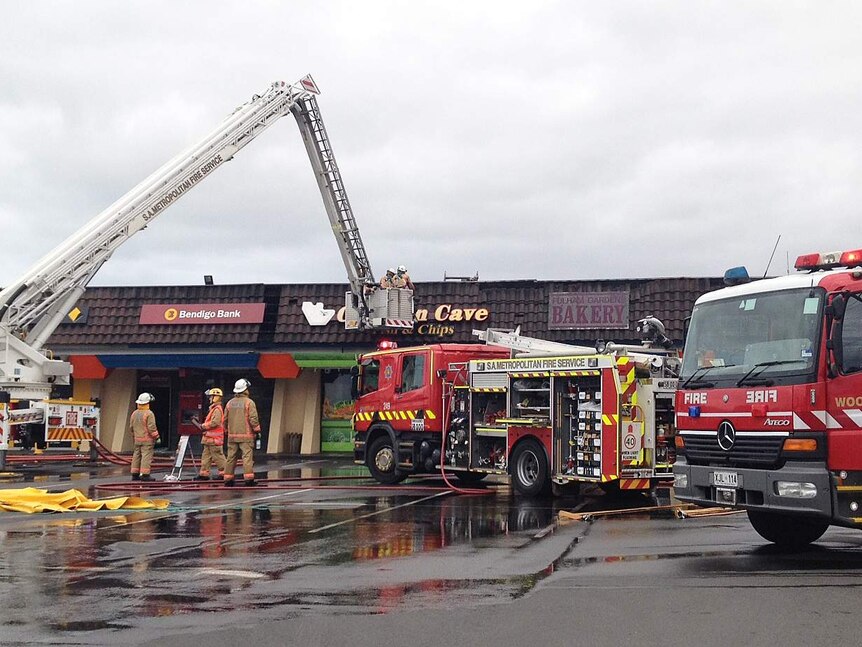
[{"xmin": 47, "ymin": 277, "xmax": 722, "ymax": 456}]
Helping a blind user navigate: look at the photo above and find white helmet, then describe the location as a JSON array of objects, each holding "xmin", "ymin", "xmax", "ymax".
[
  {"xmin": 397, "ymin": 265, "xmax": 407, "ymax": 273},
  {"xmin": 135, "ymin": 392, "xmax": 155, "ymax": 405},
  {"xmin": 233, "ymin": 378, "xmax": 251, "ymax": 394},
  {"xmin": 386, "ymin": 267, "xmax": 396, "ymax": 275}
]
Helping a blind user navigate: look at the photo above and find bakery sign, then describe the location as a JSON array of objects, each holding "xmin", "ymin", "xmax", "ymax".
[
  {"xmin": 549, "ymin": 291, "xmax": 629, "ymax": 330},
  {"xmin": 140, "ymin": 303, "xmax": 265, "ymax": 325}
]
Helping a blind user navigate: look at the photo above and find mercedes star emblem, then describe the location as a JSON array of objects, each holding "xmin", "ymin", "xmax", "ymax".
[{"xmin": 717, "ymin": 421, "xmax": 736, "ymax": 451}]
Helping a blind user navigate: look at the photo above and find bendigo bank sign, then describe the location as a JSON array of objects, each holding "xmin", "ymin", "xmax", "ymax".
[{"xmin": 140, "ymin": 303, "xmax": 266, "ymax": 325}]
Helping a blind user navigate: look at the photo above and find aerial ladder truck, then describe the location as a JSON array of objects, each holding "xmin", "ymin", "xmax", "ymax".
[{"xmin": 0, "ymin": 74, "xmax": 413, "ymax": 466}]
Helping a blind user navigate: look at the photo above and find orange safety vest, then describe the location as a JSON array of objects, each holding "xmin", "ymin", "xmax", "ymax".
[
  {"xmin": 200, "ymin": 402, "xmax": 224, "ymax": 445},
  {"xmin": 129, "ymin": 409, "xmax": 158, "ymax": 443},
  {"xmin": 225, "ymin": 396, "xmax": 260, "ymax": 442}
]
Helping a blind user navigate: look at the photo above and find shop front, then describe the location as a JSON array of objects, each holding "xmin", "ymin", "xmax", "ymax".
[{"xmin": 48, "ymin": 277, "xmax": 723, "ymax": 456}]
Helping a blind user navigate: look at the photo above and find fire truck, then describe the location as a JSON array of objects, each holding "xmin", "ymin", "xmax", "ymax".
[
  {"xmin": 673, "ymin": 248, "xmax": 862, "ymax": 547},
  {"xmin": 0, "ymin": 75, "xmax": 411, "ymax": 467},
  {"xmin": 353, "ymin": 321, "xmax": 680, "ymax": 495}
]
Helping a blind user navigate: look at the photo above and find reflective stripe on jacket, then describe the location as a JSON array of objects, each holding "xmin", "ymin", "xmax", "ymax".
[
  {"xmin": 201, "ymin": 403, "xmax": 224, "ymax": 445},
  {"xmin": 225, "ymin": 395, "xmax": 260, "ymax": 441},
  {"xmin": 129, "ymin": 409, "xmax": 158, "ymax": 443}
]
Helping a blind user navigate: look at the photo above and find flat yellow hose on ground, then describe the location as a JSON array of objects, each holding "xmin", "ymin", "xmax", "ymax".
[{"xmin": 0, "ymin": 487, "xmax": 170, "ymax": 513}]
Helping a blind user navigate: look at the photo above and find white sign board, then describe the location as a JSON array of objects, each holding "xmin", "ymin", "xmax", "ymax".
[{"xmin": 620, "ymin": 422, "xmax": 642, "ymax": 461}]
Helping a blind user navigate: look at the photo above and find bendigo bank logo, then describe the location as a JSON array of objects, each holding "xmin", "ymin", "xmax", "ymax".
[{"xmin": 164, "ymin": 308, "xmax": 179, "ymax": 321}]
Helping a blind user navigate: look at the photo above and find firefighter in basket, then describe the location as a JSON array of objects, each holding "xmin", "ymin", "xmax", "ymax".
[
  {"xmin": 129, "ymin": 392, "xmax": 159, "ymax": 481},
  {"xmin": 223, "ymin": 378, "xmax": 262, "ymax": 487},
  {"xmin": 393, "ymin": 264, "xmax": 415, "ymax": 290},
  {"xmin": 379, "ymin": 267, "xmax": 396, "ymax": 289},
  {"xmin": 192, "ymin": 387, "xmax": 227, "ymax": 481}
]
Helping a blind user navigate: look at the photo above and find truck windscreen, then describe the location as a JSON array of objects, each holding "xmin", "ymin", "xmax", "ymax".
[{"xmin": 680, "ymin": 287, "xmax": 823, "ymax": 388}]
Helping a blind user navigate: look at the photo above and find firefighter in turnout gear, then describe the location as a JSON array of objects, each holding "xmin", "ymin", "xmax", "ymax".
[
  {"xmin": 193, "ymin": 388, "xmax": 227, "ymax": 480},
  {"xmin": 393, "ymin": 264, "xmax": 415, "ymax": 290},
  {"xmin": 129, "ymin": 392, "xmax": 159, "ymax": 481},
  {"xmin": 379, "ymin": 268, "xmax": 396, "ymax": 289},
  {"xmin": 223, "ymin": 378, "xmax": 261, "ymax": 486}
]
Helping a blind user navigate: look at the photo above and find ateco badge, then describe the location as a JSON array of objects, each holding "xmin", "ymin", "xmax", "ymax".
[{"xmin": 717, "ymin": 421, "xmax": 736, "ymax": 451}]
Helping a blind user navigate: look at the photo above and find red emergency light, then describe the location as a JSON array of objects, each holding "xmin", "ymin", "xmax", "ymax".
[
  {"xmin": 840, "ymin": 249, "xmax": 862, "ymax": 267},
  {"xmin": 794, "ymin": 248, "xmax": 862, "ymax": 271},
  {"xmin": 377, "ymin": 339, "xmax": 398, "ymax": 350}
]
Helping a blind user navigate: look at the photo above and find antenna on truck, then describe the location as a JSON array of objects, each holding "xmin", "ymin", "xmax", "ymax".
[{"xmin": 763, "ymin": 234, "xmax": 781, "ymax": 278}]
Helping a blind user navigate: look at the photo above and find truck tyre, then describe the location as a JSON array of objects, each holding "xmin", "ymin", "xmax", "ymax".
[
  {"xmin": 511, "ymin": 439, "xmax": 551, "ymax": 497},
  {"xmin": 367, "ymin": 436, "xmax": 408, "ymax": 485},
  {"xmin": 747, "ymin": 510, "xmax": 829, "ymax": 548},
  {"xmin": 453, "ymin": 471, "xmax": 487, "ymax": 485}
]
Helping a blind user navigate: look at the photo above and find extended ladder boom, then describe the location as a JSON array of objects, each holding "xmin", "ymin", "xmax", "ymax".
[
  {"xmin": 0, "ymin": 75, "xmax": 387, "ymax": 399},
  {"xmin": 291, "ymin": 96, "xmax": 374, "ymax": 297}
]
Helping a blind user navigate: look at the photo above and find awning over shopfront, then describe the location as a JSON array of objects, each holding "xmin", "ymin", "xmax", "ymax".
[{"xmin": 69, "ymin": 352, "xmax": 357, "ymax": 379}]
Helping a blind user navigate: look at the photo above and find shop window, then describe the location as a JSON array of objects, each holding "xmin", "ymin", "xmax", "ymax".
[
  {"xmin": 400, "ymin": 354, "xmax": 426, "ymax": 393},
  {"xmin": 322, "ymin": 369, "xmax": 356, "ymax": 421}
]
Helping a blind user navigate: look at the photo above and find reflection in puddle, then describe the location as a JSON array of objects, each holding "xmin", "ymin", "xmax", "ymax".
[{"xmin": 0, "ymin": 460, "xmax": 688, "ymax": 638}]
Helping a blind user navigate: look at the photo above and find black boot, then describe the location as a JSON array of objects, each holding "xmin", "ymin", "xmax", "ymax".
[
  {"xmin": 193, "ymin": 474, "xmax": 210, "ymax": 481},
  {"xmin": 131, "ymin": 474, "xmax": 141, "ymax": 481},
  {"xmin": 140, "ymin": 474, "xmax": 154, "ymax": 482},
  {"xmin": 224, "ymin": 479, "xmax": 235, "ymax": 487},
  {"xmin": 244, "ymin": 478, "xmax": 257, "ymax": 487}
]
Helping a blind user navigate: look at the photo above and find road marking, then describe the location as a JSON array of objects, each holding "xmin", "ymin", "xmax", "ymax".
[
  {"xmin": 97, "ymin": 488, "xmax": 313, "ymax": 530},
  {"xmin": 197, "ymin": 568, "xmax": 267, "ymax": 579},
  {"xmin": 308, "ymin": 491, "xmax": 451, "ymax": 534}
]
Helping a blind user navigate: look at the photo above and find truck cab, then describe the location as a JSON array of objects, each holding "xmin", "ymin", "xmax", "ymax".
[
  {"xmin": 673, "ymin": 248, "xmax": 862, "ymax": 546},
  {"xmin": 353, "ymin": 342, "xmax": 508, "ymax": 483}
]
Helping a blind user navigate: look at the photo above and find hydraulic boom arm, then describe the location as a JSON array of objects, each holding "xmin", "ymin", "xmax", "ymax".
[{"xmin": 0, "ymin": 75, "xmax": 385, "ymax": 399}]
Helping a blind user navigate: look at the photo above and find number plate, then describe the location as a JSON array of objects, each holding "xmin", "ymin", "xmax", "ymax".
[
  {"xmin": 411, "ymin": 418, "xmax": 425, "ymax": 432},
  {"xmin": 712, "ymin": 470, "xmax": 740, "ymax": 488}
]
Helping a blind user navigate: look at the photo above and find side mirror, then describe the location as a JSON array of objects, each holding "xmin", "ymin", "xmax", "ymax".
[
  {"xmin": 436, "ymin": 369, "xmax": 447, "ymax": 379},
  {"xmin": 832, "ymin": 294, "xmax": 847, "ymax": 321},
  {"xmin": 828, "ymin": 297, "xmax": 846, "ymax": 377},
  {"xmin": 350, "ymin": 368, "xmax": 360, "ymax": 400}
]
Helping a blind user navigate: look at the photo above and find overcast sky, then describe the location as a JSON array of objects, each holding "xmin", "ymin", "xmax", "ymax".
[{"xmin": 1, "ymin": 1, "xmax": 860, "ymax": 288}]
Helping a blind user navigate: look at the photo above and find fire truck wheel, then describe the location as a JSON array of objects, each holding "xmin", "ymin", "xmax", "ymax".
[
  {"xmin": 367, "ymin": 436, "xmax": 408, "ymax": 485},
  {"xmin": 511, "ymin": 439, "xmax": 551, "ymax": 497},
  {"xmin": 747, "ymin": 510, "xmax": 829, "ymax": 548}
]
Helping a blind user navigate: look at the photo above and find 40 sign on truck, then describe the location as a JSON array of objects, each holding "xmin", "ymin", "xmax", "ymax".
[
  {"xmin": 353, "ymin": 320, "xmax": 679, "ymax": 496},
  {"xmin": 673, "ymin": 248, "xmax": 862, "ymax": 547}
]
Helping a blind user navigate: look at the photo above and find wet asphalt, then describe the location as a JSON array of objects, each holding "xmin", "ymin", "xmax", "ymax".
[{"xmin": 1, "ymin": 453, "xmax": 861, "ymax": 646}]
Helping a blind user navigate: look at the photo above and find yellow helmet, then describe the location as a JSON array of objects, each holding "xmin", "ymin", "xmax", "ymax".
[{"xmin": 205, "ymin": 388, "xmax": 223, "ymax": 397}]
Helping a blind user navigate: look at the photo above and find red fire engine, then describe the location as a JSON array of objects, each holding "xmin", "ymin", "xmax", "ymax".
[
  {"xmin": 353, "ymin": 322, "xmax": 680, "ymax": 495},
  {"xmin": 673, "ymin": 248, "xmax": 862, "ymax": 547}
]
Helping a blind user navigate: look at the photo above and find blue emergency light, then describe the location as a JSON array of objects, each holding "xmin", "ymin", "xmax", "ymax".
[{"xmin": 723, "ymin": 266, "xmax": 750, "ymax": 286}]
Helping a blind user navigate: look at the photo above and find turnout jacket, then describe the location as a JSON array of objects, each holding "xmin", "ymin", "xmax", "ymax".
[{"xmin": 225, "ymin": 394, "xmax": 261, "ymax": 442}]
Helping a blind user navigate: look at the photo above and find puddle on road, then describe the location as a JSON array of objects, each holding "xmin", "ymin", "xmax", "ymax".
[{"xmin": 0, "ymin": 461, "xmax": 702, "ymax": 635}]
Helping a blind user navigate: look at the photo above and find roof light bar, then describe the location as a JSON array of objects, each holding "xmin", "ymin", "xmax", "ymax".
[{"xmin": 794, "ymin": 248, "xmax": 862, "ymax": 272}]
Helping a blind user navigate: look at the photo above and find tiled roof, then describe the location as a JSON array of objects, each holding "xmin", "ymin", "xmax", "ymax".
[
  {"xmin": 48, "ymin": 277, "xmax": 724, "ymax": 352},
  {"xmin": 49, "ymin": 284, "xmax": 270, "ymax": 347}
]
